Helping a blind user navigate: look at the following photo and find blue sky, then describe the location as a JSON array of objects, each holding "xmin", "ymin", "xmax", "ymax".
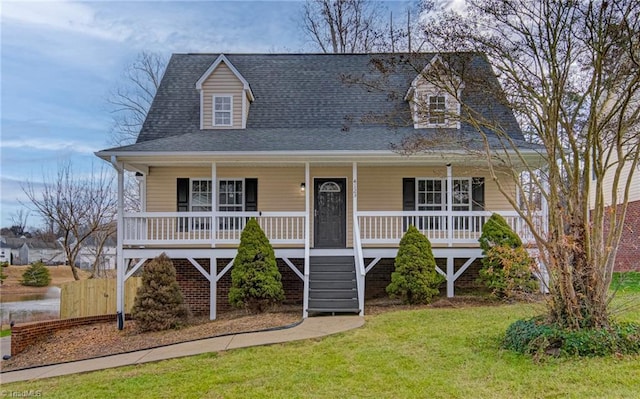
[{"xmin": 0, "ymin": 0, "xmax": 420, "ymax": 228}]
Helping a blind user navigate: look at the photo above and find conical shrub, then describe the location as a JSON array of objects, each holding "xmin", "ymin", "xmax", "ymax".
[
  {"xmin": 387, "ymin": 225, "xmax": 444, "ymax": 304},
  {"xmin": 132, "ymin": 253, "xmax": 190, "ymax": 331},
  {"xmin": 229, "ymin": 219, "xmax": 284, "ymax": 313}
]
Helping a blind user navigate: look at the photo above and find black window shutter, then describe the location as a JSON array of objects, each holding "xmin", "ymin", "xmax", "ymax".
[
  {"xmin": 402, "ymin": 178, "xmax": 416, "ymax": 211},
  {"xmin": 177, "ymin": 178, "xmax": 190, "ymax": 212},
  {"xmin": 402, "ymin": 178, "xmax": 415, "ymax": 231},
  {"xmin": 472, "ymin": 177, "xmax": 485, "ymax": 211},
  {"xmin": 176, "ymin": 178, "xmax": 190, "ymax": 232},
  {"xmin": 245, "ymin": 178, "xmax": 258, "ymax": 212}
]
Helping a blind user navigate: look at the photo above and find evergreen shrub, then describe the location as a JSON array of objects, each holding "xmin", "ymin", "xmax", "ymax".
[
  {"xmin": 21, "ymin": 261, "xmax": 51, "ymax": 287},
  {"xmin": 131, "ymin": 253, "xmax": 191, "ymax": 332},
  {"xmin": 478, "ymin": 213, "xmax": 538, "ymax": 298},
  {"xmin": 386, "ymin": 225, "xmax": 444, "ymax": 304},
  {"xmin": 229, "ymin": 219, "xmax": 284, "ymax": 313}
]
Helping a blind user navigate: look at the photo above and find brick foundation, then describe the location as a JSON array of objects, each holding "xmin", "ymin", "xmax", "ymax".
[
  {"xmin": 170, "ymin": 258, "xmax": 304, "ymax": 316},
  {"xmin": 10, "ymin": 314, "xmax": 121, "ymax": 357},
  {"xmin": 364, "ymin": 257, "xmax": 484, "ymax": 298}
]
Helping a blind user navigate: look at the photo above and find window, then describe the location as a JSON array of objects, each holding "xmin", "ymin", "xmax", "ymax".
[
  {"xmin": 190, "ymin": 179, "xmax": 212, "ymax": 230},
  {"xmin": 428, "ymin": 95, "xmax": 446, "ymax": 125},
  {"xmin": 218, "ymin": 180, "xmax": 243, "ymax": 212},
  {"xmin": 190, "ymin": 180, "xmax": 212, "ymax": 212},
  {"xmin": 213, "ymin": 95, "xmax": 232, "ymax": 126},
  {"xmin": 218, "ymin": 179, "xmax": 243, "ymax": 231},
  {"xmin": 416, "ymin": 178, "xmax": 472, "ymax": 210}
]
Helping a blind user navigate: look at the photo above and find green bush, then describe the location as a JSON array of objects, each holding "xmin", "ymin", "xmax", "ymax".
[
  {"xmin": 478, "ymin": 213, "xmax": 538, "ymax": 298},
  {"xmin": 229, "ymin": 219, "xmax": 284, "ymax": 313},
  {"xmin": 21, "ymin": 261, "xmax": 51, "ymax": 287},
  {"xmin": 503, "ymin": 317, "xmax": 640, "ymax": 357},
  {"xmin": 132, "ymin": 253, "xmax": 191, "ymax": 332},
  {"xmin": 386, "ymin": 225, "xmax": 444, "ymax": 304},
  {"xmin": 1, "ymin": 261, "xmax": 9, "ymax": 267}
]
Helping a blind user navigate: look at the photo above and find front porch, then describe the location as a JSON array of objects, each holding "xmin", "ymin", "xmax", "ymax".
[{"xmin": 112, "ymin": 160, "xmax": 546, "ymax": 323}]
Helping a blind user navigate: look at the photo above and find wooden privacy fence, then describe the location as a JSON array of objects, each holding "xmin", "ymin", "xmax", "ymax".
[{"xmin": 60, "ymin": 278, "xmax": 142, "ymax": 319}]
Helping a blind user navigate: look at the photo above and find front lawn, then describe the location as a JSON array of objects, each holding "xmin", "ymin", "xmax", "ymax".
[
  {"xmin": 612, "ymin": 271, "xmax": 640, "ymax": 293},
  {"xmin": 3, "ymin": 295, "xmax": 639, "ymax": 398}
]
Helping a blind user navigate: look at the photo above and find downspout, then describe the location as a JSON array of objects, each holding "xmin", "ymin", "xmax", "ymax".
[{"xmin": 110, "ymin": 156, "xmax": 125, "ymax": 329}]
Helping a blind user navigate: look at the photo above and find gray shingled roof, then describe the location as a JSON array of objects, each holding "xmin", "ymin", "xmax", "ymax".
[{"xmin": 101, "ymin": 53, "xmax": 527, "ymax": 153}]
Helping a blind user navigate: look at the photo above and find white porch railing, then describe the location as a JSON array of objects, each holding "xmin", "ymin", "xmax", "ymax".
[
  {"xmin": 123, "ymin": 212, "xmax": 306, "ymax": 246},
  {"xmin": 123, "ymin": 210, "xmax": 542, "ymax": 247},
  {"xmin": 357, "ymin": 210, "xmax": 542, "ymax": 245}
]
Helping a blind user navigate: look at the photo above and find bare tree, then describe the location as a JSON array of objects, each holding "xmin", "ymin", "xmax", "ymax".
[
  {"xmin": 86, "ymin": 221, "xmax": 116, "ymax": 278},
  {"xmin": 108, "ymin": 51, "xmax": 167, "ymax": 146},
  {"xmin": 108, "ymin": 51, "xmax": 166, "ymax": 213},
  {"xmin": 301, "ymin": 0, "xmax": 414, "ymax": 53},
  {"xmin": 22, "ymin": 162, "xmax": 117, "ymax": 280},
  {"xmin": 385, "ymin": 0, "xmax": 639, "ymax": 329},
  {"xmin": 9, "ymin": 209, "xmax": 30, "ymax": 236}
]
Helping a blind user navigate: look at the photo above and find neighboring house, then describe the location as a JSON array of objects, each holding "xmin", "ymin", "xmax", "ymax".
[
  {"xmin": 0, "ymin": 241, "xmax": 10, "ymax": 263},
  {"xmin": 97, "ymin": 53, "xmax": 545, "ymax": 320},
  {"xmin": 74, "ymin": 236, "xmax": 117, "ymax": 270},
  {"xmin": 588, "ymin": 148, "xmax": 640, "ymax": 272},
  {"xmin": 0, "ymin": 236, "xmax": 65, "ymax": 265}
]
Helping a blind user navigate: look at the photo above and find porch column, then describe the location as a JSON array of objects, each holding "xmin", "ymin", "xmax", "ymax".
[
  {"xmin": 447, "ymin": 256, "xmax": 455, "ymax": 297},
  {"xmin": 353, "ymin": 162, "xmax": 365, "ymax": 316},
  {"xmin": 211, "ymin": 162, "xmax": 217, "ymax": 248},
  {"xmin": 210, "ymin": 256, "xmax": 216, "ymax": 320},
  {"xmin": 136, "ymin": 173, "xmax": 147, "ymax": 212},
  {"xmin": 446, "ymin": 164, "xmax": 453, "ymax": 247},
  {"xmin": 303, "ymin": 162, "xmax": 310, "ymax": 318},
  {"xmin": 113, "ymin": 157, "xmax": 125, "ymax": 329}
]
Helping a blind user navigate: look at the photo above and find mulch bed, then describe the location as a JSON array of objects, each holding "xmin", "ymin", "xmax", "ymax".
[{"xmin": 1, "ymin": 295, "xmax": 516, "ymax": 372}]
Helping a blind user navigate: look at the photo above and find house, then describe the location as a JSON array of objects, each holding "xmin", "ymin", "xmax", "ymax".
[
  {"xmin": 588, "ymin": 147, "xmax": 640, "ymax": 272},
  {"xmin": 0, "ymin": 241, "xmax": 10, "ymax": 263},
  {"xmin": 0, "ymin": 236, "xmax": 65, "ymax": 265},
  {"xmin": 96, "ymin": 53, "xmax": 546, "ymax": 321},
  {"xmin": 74, "ymin": 236, "xmax": 117, "ymax": 270}
]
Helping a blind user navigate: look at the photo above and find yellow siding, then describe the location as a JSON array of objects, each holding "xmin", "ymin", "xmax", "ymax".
[
  {"xmin": 145, "ymin": 164, "xmax": 517, "ymax": 248},
  {"xmin": 146, "ymin": 166, "xmax": 305, "ymax": 212},
  {"xmin": 589, "ymin": 148, "xmax": 640, "ymax": 206},
  {"xmin": 358, "ymin": 166, "xmax": 515, "ymax": 211},
  {"xmin": 202, "ymin": 62, "xmax": 244, "ymax": 129}
]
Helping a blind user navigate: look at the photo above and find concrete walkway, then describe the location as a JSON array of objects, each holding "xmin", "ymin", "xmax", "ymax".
[{"xmin": 0, "ymin": 316, "xmax": 364, "ymax": 384}]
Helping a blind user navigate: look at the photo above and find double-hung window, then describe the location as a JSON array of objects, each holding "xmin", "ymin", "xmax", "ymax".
[
  {"xmin": 416, "ymin": 178, "xmax": 472, "ymax": 229},
  {"xmin": 213, "ymin": 95, "xmax": 232, "ymax": 126},
  {"xmin": 218, "ymin": 179, "xmax": 243, "ymax": 230},
  {"xmin": 190, "ymin": 179, "xmax": 212, "ymax": 230},
  {"xmin": 428, "ymin": 95, "xmax": 446, "ymax": 125}
]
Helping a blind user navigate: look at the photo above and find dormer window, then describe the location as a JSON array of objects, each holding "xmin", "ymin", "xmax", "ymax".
[
  {"xmin": 213, "ymin": 95, "xmax": 233, "ymax": 126},
  {"xmin": 428, "ymin": 95, "xmax": 446, "ymax": 125}
]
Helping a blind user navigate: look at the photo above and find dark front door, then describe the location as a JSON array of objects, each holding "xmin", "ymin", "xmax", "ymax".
[{"xmin": 314, "ymin": 178, "xmax": 346, "ymax": 248}]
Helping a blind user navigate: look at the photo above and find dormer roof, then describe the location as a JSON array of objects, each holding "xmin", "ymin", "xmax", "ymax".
[{"xmin": 195, "ymin": 54, "xmax": 255, "ymax": 101}]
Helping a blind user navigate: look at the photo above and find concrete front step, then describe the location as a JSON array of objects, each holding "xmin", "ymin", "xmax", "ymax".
[{"xmin": 307, "ymin": 308, "xmax": 361, "ymax": 314}]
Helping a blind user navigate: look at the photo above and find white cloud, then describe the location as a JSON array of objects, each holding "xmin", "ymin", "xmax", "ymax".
[
  {"xmin": 1, "ymin": 0, "xmax": 133, "ymax": 43},
  {"xmin": 0, "ymin": 139, "xmax": 98, "ymax": 154}
]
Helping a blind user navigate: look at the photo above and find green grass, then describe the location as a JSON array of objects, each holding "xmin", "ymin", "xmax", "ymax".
[
  {"xmin": 3, "ymin": 295, "xmax": 639, "ymax": 399},
  {"xmin": 612, "ymin": 272, "xmax": 640, "ymax": 293},
  {"xmin": 0, "ymin": 329, "xmax": 10, "ymax": 337}
]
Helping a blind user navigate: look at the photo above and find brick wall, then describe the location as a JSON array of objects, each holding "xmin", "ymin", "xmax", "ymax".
[
  {"xmin": 614, "ymin": 200, "xmax": 640, "ymax": 272},
  {"xmin": 365, "ymin": 257, "xmax": 484, "ymax": 298},
  {"xmin": 11, "ymin": 314, "xmax": 120, "ymax": 357},
  {"xmin": 171, "ymin": 258, "xmax": 304, "ymax": 315},
  {"xmin": 601, "ymin": 200, "xmax": 640, "ymax": 272}
]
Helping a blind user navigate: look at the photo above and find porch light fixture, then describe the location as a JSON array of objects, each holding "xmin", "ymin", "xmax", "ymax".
[{"xmin": 300, "ymin": 182, "xmax": 306, "ymax": 192}]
